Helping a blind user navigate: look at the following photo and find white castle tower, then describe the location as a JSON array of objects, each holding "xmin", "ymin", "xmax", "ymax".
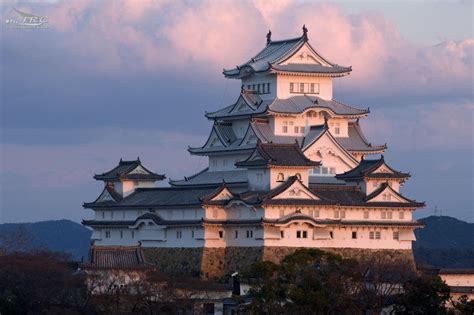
[{"xmin": 83, "ymin": 27, "xmax": 424, "ymax": 278}]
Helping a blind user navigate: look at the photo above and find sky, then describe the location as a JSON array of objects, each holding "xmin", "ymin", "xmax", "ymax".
[{"xmin": 0, "ymin": 0, "xmax": 473, "ymax": 224}]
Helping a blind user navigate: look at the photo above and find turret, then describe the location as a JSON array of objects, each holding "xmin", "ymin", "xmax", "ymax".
[{"xmin": 94, "ymin": 158, "xmax": 166, "ymax": 197}]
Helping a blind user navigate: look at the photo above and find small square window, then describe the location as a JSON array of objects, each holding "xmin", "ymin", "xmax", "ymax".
[
  {"xmin": 381, "ymin": 212, "xmax": 387, "ymax": 219},
  {"xmin": 322, "ymin": 167, "xmax": 328, "ymax": 174},
  {"xmin": 352, "ymin": 231, "xmax": 357, "ymax": 239},
  {"xmin": 314, "ymin": 210, "xmax": 320, "ymax": 217},
  {"xmin": 296, "ymin": 231, "xmax": 301, "ymax": 238},
  {"xmin": 393, "ymin": 231, "xmax": 399, "ymax": 240},
  {"xmin": 375, "ymin": 231, "xmax": 381, "ymax": 239},
  {"xmin": 302, "ymin": 231, "xmax": 308, "ymax": 238},
  {"xmin": 387, "ymin": 212, "xmax": 393, "ymax": 219},
  {"xmin": 399, "ymin": 212, "xmax": 404, "ymax": 219}
]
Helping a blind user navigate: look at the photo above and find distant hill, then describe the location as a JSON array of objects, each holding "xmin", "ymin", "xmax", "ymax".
[
  {"xmin": 0, "ymin": 220, "xmax": 91, "ymax": 261},
  {"xmin": 0, "ymin": 216, "xmax": 472, "ymax": 267},
  {"xmin": 414, "ymin": 216, "xmax": 474, "ymax": 268}
]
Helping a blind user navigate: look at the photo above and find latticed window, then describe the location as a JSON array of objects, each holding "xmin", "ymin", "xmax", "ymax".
[{"xmin": 393, "ymin": 231, "xmax": 399, "ymax": 240}]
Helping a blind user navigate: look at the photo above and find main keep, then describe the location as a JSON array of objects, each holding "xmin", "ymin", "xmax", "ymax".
[{"xmin": 83, "ymin": 28, "xmax": 424, "ymax": 278}]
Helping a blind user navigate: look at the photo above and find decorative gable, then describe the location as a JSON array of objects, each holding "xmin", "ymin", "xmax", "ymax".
[
  {"xmin": 128, "ymin": 165, "xmax": 150, "ymax": 175},
  {"xmin": 272, "ymin": 180, "xmax": 320, "ymax": 200},
  {"xmin": 240, "ymin": 125, "xmax": 259, "ymax": 146},
  {"xmin": 280, "ymin": 43, "xmax": 331, "ymax": 66},
  {"xmin": 96, "ymin": 189, "xmax": 116, "ymax": 202},
  {"xmin": 304, "ymin": 130, "xmax": 358, "ymax": 171},
  {"xmin": 372, "ymin": 164, "xmax": 395, "ymax": 175},
  {"xmin": 203, "ymin": 128, "xmax": 226, "ymax": 149},
  {"xmin": 210, "ymin": 187, "xmax": 234, "ymax": 201},
  {"xmin": 366, "ymin": 184, "xmax": 411, "ymax": 203},
  {"xmin": 230, "ymin": 96, "xmax": 254, "ymax": 114}
]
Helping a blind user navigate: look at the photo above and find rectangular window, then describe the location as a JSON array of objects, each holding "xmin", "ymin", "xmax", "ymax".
[
  {"xmin": 120, "ymin": 230, "xmax": 123, "ymax": 239},
  {"xmin": 364, "ymin": 211, "xmax": 369, "ymax": 219},
  {"xmin": 252, "ymin": 84, "xmax": 256, "ymax": 90},
  {"xmin": 309, "ymin": 209, "xmax": 314, "ymax": 217},
  {"xmin": 131, "ymin": 231, "xmax": 135, "ymax": 238},
  {"xmin": 213, "ymin": 209, "xmax": 218, "ymax": 218},
  {"xmin": 373, "ymin": 181, "xmax": 378, "ymax": 188},
  {"xmin": 335, "ymin": 123, "xmax": 340, "ymax": 135},
  {"xmin": 302, "ymin": 231, "xmax": 308, "ymax": 238},
  {"xmin": 223, "ymin": 159, "xmax": 228, "ymax": 166},
  {"xmin": 280, "ymin": 230, "xmax": 284, "ymax": 238},
  {"xmin": 329, "ymin": 231, "xmax": 334, "ymax": 239},
  {"xmin": 294, "ymin": 126, "xmax": 299, "ymax": 133},
  {"xmin": 267, "ymin": 83, "xmax": 270, "ymax": 94},
  {"xmin": 192, "ymin": 230, "xmax": 195, "ymax": 238},
  {"xmin": 300, "ymin": 83, "xmax": 304, "ymax": 93},
  {"xmin": 381, "ymin": 212, "xmax": 387, "ymax": 219},
  {"xmin": 329, "ymin": 167, "xmax": 336, "ymax": 174},
  {"xmin": 369, "ymin": 231, "xmax": 375, "ymax": 239},
  {"xmin": 310, "ymin": 83, "xmax": 315, "ymax": 93},
  {"xmin": 219, "ymin": 231, "xmax": 224, "ymax": 238},
  {"xmin": 290, "ymin": 83, "xmax": 294, "ymax": 93},
  {"xmin": 247, "ymin": 85, "xmax": 251, "ymax": 90},
  {"xmin": 314, "ymin": 210, "xmax": 320, "ymax": 217},
  {"xmin": 296, "ymin": 231, "xmax": 301, "ymax": 238},
  {"xmin": 246, "ymin": 230, "xmax": 253, "ymax": 238},
  {"xmin": 101, "ymin": 212, "xmax": 105, "ymax": 219},
  {"xmin": 176, "ymin": 230, "xmax": 182, "ymax": 239},
  {"xmin": 300, "ymin": 126, "xmax": 305, "ymax": 133},
  {"xmin": 334, "ymin": 211, "xmax": 339, "ymax": 219},
  {"xmin": 282, "ymin": 125, "xmax": 288, "ymax": 133},
  {"xmin": 387, "ymin": 212, "xmax": 393, "ymax": 219},
  {"xmin": 393, "ymin": 231, "xmax": 399, "ymax": 240},
  {"xmin": 375, "ymin": 231, "xmax": 381, "ymax": 239},
  {"xmin": 352, "ymin": 231, "xmax": 357, "ymax": 239},
  {"xmin": 399, "ymin": 211, "xmax": 404, "ymax": 219},
  {"xmin": 257, "ymin": 84, "xmax": 261, "ymax": 93},
  {"xmin": 105, "ymin": 230, "xmax": 110, "ymax": 238},
  {"xmin": 235, "ymin": 230, "xmax": 238, "ymax": 238},
  {"xmin": 322, "ymin": 167, "xmax": 329, "ymax": 174},
  {"xmin": 279, "ymin": 209, "xmax": 285, "ymax": 217},
  {"xmin": 340, "ymin": 211, "xmax": 346, "ymax": 219}
]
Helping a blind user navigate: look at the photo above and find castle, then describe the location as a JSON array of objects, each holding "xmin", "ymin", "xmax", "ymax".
[{"xmin": 83, "ymin": 27, "xmax": 424, "ymax": 278}]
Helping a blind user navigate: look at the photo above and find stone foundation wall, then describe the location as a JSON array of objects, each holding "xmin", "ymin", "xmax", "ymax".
[{"xmin": 143, "ymin": 247, "xmax": 415, "ymax": 279}]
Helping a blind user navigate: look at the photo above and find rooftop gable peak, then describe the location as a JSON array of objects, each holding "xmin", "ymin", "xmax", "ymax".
[
  {"xmin": 261, "ymin": 176, "xmax": 321, "ymax": 201},
  {"xmin": 94, "ymin": 158, "xmax": 165, "ymax": 182}
]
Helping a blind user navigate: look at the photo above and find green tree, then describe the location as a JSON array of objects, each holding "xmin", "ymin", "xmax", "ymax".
[{"xmin": 392, "ymin": 274, "xmax": 451, "ymax": 315}]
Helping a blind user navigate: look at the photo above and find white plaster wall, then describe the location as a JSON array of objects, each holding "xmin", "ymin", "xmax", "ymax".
[
  {"xmin": 209, "ymin": 155, "xmax": 249, "ymax": 171},
  {"xmin": 241, "ymin": 74, "xmax": 277, "ymax": 100},
  {"xmin": 232, "ymin": 119, "xmax": 250, "ymax": 138},
  {"xmin": 264, "ymin": 224, "xmax": 413, "ymax": 249},
  {"xmin": 270, "ymin": 168, "xmax": 309, "ymax": 189},
  {"xmin": 276, "ymin": 75, "xmax": 333, "ymax": 100},
  {"xmin": 247, "ymin": 168, "xmax": 270, "ymax": 191},
  {"xmin": 440, "ymin": 274, "xmax": 474, "ymax": 287}
]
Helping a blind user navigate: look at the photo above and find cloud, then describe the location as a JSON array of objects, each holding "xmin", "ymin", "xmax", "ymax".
[
  {"xmin": 6, "ymin": 0, "xmax": 467, "ymax": 99},
  {"xmin": 361, "ymin": 100, "xmax": 474, "ymax": 151}
]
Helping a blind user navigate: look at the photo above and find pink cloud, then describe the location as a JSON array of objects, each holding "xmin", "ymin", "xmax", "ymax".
[{"xmin": 39, "ymin": 1, "xmax": 472, "ymax": 95}]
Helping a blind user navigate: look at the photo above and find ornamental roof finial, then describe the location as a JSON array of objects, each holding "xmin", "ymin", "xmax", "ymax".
[
  {"xmin": 266, "ymin": 30, "xmax": 272, "ymax": 44},
  {"xmin": 323, "ymin": 115, "xmax": 329, "ymax": 129},
  {"xmin": 302, "ymin": 24, "xmax": 308, "ymax": 41}
]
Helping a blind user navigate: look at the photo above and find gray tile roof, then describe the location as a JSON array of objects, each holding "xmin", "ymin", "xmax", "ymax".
[
  {"xmin": 336, "ymin": 156, "xmax": 409, "ymax": 180},
  {"xmin": 205, "ymin": 93, "xmax": 368, "ymax": 119},
  {"xmin": 236, "ymin": 143, "xmax": 320, "ymax": 168},
  {"xmin": 84, "ymin": 186, "xmax": 219, "ymax": 209},
  {"xmin": 94, "ymin": 158, "xmax": 166, "ymax": 181},
  {"xmin": 335, "ymin": 121, "xmax": 386, "ymax": 153},
  {"xmin": 223, "ymin": 35, "xmax": 351, "ymax": 78},
  {"xmin": 81, "ymin": 246, "xmax": 152, "ymax": 270},
  {"xmin": 169, "ymin": 169, "xmax": 249, "ymax": 187}
]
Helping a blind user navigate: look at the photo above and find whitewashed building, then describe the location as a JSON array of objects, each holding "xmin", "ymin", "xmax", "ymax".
[{"xmin": 83, "ymin": 27, "xmax": 424, "ymax": 278}]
